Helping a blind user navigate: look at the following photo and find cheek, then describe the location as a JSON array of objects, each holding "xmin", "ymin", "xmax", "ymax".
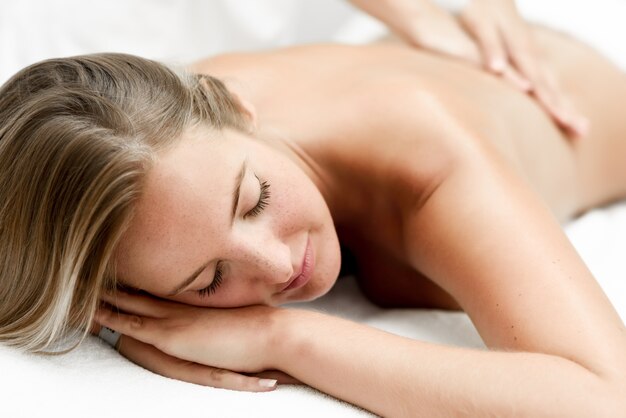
[{"xmin": 274, "ymin": 176, "xmax": 324, "ymax": 225}]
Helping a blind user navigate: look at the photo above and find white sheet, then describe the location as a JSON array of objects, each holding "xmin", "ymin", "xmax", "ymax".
[{"xmin": 1, "ymin": 1, "xmax": 625, "ymax": 417}]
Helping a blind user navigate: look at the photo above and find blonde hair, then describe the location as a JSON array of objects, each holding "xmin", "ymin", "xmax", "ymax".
[{"xmin": 0, "ymin": 53, "xmax": 248, "ymax": 353}]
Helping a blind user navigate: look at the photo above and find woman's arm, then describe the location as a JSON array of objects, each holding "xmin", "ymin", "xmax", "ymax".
[
  {"xmin": 270, "ymin": 98, "xmax": 626, "ymax": 416},
  {"xmin": 275, "ymin": 309, "xmax": 622, "ymax": 417},
  {"xmin": 272, "ymin": 162, "xmax": 626, "ymax": 415}
]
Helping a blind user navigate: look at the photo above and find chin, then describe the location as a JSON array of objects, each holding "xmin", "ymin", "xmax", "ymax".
[
  {"xmin": 274, "ymin": 270, "xmax": 339, "ymax": 306},
  {"xmin": 308, "ymin": 274, "xmax": 338, "ymax": 301},
  {"xmin": 299, "ymin": 265, "xmax": 341, "ymax": 303}
]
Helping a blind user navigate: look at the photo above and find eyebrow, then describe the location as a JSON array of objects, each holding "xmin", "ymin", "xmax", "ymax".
[{"xmin": 166, "ymin": 159, "xmax": 247, "ymax": 296}]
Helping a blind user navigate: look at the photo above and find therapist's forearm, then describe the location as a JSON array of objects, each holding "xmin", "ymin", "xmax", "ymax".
[
  {"xmin": 349, "ymin": 0, "xmax": 432, "ymax": 15},
  {"xmin": 272, "ymin": 309, "xmax": 618, "ymax": 417},
  {"xmin": 347, "ymin": 0, "xmax": 434, "ymax": 32}
]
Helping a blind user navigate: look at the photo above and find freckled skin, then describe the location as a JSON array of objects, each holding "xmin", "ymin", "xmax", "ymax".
[{"xmin": 114, "ymin": 127, "xmax": 341, "ymax": 308}]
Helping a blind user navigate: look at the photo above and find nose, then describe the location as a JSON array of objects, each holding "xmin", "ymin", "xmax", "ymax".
[{"xmin": 235, "ymin": 232, "xmax": 294, "ymax": 285}]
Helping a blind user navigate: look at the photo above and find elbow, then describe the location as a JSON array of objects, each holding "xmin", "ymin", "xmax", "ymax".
[
  {"xmin": 598, "ymin": 356, "xmax": 626, "ymax": 416},
  {"xmin": 592, "ymin": 377, "xmax": 626, "ymax": 418},
  {"xmin": 609, "ymin": 379, "xmax": 626, "ymax": 417},
  {"xmin": 600, "ymin": 394, "xmax": 626, "ymax": 418}
]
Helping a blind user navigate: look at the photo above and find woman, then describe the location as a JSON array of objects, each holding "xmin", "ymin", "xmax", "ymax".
[{"xmin": 0, "ymin": 21, "xmax": 625, "ymax": 417}]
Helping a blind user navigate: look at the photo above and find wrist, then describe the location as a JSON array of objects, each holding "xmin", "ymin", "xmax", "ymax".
[
  {"xmin": 264, "ymin": 307, "xmax": 318, "ymax": 371},
  {"xmin": 469, "ymin": 0, "xmax": 516, "ymax": 12},
  {"xmin": 392, "ymin": 2, "xmax": 452, "ymax": 47}
]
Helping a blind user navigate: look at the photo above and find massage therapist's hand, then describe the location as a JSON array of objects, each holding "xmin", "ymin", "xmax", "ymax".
[
  {"xmin": 459, "ymin": 0, "xmax": 588, "ymax": 137},
  {"xmin": 349, "ymin": 0, "xmax": 589, "ymax": 138},
  {"xmin": 92, "ymin": 290, "xmax": 301, "ymax": 392}
]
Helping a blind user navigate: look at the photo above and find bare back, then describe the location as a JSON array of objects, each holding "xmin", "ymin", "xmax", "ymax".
[{"xmin": 192, "ymin": 27, "xmax": 626, "ymax": 221}]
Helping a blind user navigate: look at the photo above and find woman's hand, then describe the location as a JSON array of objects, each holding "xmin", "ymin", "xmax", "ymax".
[
  {"xmin": 349, "ymin": 0, "xmax": 589, "ymax": 138},
  {"xmin": 92, "ymin": 290, "xmax": 301, "ymax": 391}
]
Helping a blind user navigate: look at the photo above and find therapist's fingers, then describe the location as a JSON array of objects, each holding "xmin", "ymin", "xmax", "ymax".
[
  {"xmin": 500, "ymin": 62, "xmax": 533, "ymax": 92},
  {"xmin": 525, "ymin": 66, "xmax": 588, "ymax": 137},
  {"xmin": 532, "ymin": 80, "xmax": 589, "ymax": 138},
  {"xmin": 502, "ymin": 30, "xmax": 589, "ymax": 137},
  {"xmin": 118, "ymin": 334, "xmax": 277, "ymax": 392},
  {"xmin": 461, "ymin": 11, "xmax": 508, "ymax": 75},
  {"xmin": 478, "ymin": 30, "xmax": 508, "ymax": 75}
]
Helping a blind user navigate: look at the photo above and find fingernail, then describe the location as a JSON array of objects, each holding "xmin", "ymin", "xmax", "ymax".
[
  {"xmin": 490, "ymin": 58, "xmax": 505, "ymax": 72},
  {"xmin": 575, "ymin": 118, "xmax": 589, "ymax": 136},
  {"xmin": 258, "ymin": 379, "xmax": 277, "ymax": 389},
  {"xmin": 520, "ymin": 78, "xmax": 532, "ymax": 92}
]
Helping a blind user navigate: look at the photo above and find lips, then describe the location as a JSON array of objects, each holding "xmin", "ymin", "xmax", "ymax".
[{"xmin": 280, "ymin": 236, "xmax": 314, "ymax": 293}]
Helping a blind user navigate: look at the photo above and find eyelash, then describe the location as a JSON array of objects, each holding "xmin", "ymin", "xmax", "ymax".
[
  {"xmin": 196, "ymin": 179, "xmax": 271, "ymax": 298},
  {"xmin": 197, "ymin": 262, "xmax": 224, "ymax": 298},
  {"xmin": 244, "ymin": 179, "xmax": 270, "ymax": 218}
]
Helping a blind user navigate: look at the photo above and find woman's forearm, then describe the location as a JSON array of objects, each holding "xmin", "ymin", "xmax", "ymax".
[{"xmin": 273, "ymin": 309, "xmax": 621, "ymax": 417}]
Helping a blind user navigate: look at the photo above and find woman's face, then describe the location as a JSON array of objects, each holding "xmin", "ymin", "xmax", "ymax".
[{"xmin": 113, "ymin": 126, "xmax": 341, "ymax": 308}]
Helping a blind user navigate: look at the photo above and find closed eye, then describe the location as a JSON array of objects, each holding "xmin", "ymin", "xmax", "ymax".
[
  {"xmin": 245, "ymin": 176, "xmax": 270, "ymax": 218},
  {"xmin": 197, "ymin": 261, "xmax": 224, "ymax": 298}
]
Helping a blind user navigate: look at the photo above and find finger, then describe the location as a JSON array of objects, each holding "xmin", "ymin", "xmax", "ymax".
[
  {"xmin": 89, "ymin": 321, "xmax": 101, "ymax": 336},
  {"xmin": 499, "ymin": 51, "xmax": 589, "ymax": 138},
  {"xmin": 531, "ymin": 81, "xmax": 565, "ymax": 125},
  {"xmin": 538, "ymin": 91, "xmax": 589, "ymax": 138},
  {"xmin": 94, "ymin": 304, "xmax": 161, "ymax": 347},
  {"xmin": 502, "ymin": 27, "xmax": 539, "ymax": 84},
  {"xmin": 531, "ymin": 82, "xmax": 588, "ymax": 138},
  {"xmin": 120, "ymin": 335, "xmax": 277, "ymax": 392},
  {"xmin": 456, "ymin": 36, "xmax": 483, "ymax": 66},
  {"xmin": 250, "ymin": 369, "xmax": 303, "ymax": 385},
  {"xmin": 537, "ymin": 70, "xmax": 590, "ymax": 138},
  {"xmin": 569, "ymin": 112, "xmax": 590, "ymax": 138},
  {"xmin": 100, "ymin": 289, "xmax": 178, "ymax": 319},
  {"xmin": 501, "ymin": 24, "xmax": 583, "ymax": 138},
  {"xmin": 531, "ymin": 68, "xmax": 579, "ymax": 128},
  {"xmin": 462, "ymin": 16, "xmax": 507, "ymax": 74},
  {"xmin": 500, "ymin": 62, "xmax": 532, "ymax": 92}
]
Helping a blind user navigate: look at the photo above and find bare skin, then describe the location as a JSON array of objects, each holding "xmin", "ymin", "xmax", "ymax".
[
  {"xmin": 189, "ymin": 27, "xmax": 626, "ymax": 311},
  {"xmin": 93, "ymin": 26, "xmax": 626, "ymax": 416}
]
